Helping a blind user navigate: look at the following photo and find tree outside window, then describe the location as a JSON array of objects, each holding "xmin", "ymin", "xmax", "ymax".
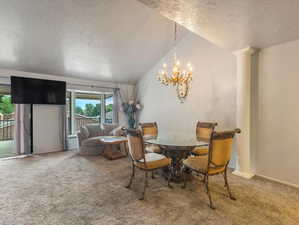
[
  {"xmin": 105, "ymin": 94, "xmax": 113, "ymax": 124},
  {"xmin": 66, "ymin": 91, "xmax": 114, "ymax": 134},
  {"xmin": 0, "ymin": 95, "xmax": 14, "ymax": 115}
]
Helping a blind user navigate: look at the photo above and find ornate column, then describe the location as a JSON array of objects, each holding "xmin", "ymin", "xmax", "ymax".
[{"xmin": 232, "ymin": 47, "xmax": 256, "ymax": 179}]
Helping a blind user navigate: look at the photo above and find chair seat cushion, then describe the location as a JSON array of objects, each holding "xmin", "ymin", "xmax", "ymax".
[
  {"xmin": 183, "ymin": 156, "xmax": 225, "ymax": 175},
  {"xmin": 192, "ymin": 147, "xmax": 208, "ymax": 155},
  {"xmin": 143, "ymin": 135, "xmax": 156, "ymax": 140},
  {"xmin": 135, "ymin": 153, "xmax": 171, "ymax": 170},
  {"xmin": 145, "ymin": 144, "xmax": 161, "ymax": 153}
]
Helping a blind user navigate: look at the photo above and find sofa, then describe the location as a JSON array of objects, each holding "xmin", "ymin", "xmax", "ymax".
[{"xmin": 77, "ymin": 123, "xmax": 125, "ymax": 155}]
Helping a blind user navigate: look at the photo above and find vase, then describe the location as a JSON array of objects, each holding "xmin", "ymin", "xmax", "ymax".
[
  {"xmin": 127, "ymin": 105, "xmax": 136, "ymax": 128},
  {"xmin": 128, "ymin": 117, "xmax": 135, "ymax": 129}
]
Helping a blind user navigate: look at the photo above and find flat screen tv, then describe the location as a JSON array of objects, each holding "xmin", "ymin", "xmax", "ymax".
[{"xmin": 11, "ymin": 76, "xmax": 66, "ymax": 105}]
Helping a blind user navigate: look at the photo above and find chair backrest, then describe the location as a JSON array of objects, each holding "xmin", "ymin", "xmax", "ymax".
[
  {"xmin": 125, "ymin": 128, "xmax": 145, "ymax": 162},
  {"xmin": 208, "ymin": 129, "xmax": 241, "ymax": 169},
  {"xmin": 196, "ymin": 122, "xmax": 218, "ymax": 142},
  {"xmin": 139, "ymin": 122, "xmax": 158, "ymax": 139}
]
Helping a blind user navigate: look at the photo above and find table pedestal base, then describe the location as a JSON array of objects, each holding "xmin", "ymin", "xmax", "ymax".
[
  {"xmin": 162, "ymin": 147, "xmax": 191, "ymax": 183},
  {"xmin": 103, "ymin": 144, "xmax": 126, "ymax": 160},
  {"xmin": 144, "ymin": 139, "xmax": 208, "ymax": 183}
]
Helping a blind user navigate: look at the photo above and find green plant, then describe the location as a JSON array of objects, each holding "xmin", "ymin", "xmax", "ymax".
[{"xmin": 0, "ymin": 95, "xmax": 14, "ymax": 115}]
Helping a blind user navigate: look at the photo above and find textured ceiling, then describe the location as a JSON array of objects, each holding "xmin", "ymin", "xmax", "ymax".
[
  {"xmin": 0, "ymin": 0, "xmax": 187, "ymax": 83},
  {"xmin": 138, "ymin": 0, "xmax": 299, "ymax": 50}
]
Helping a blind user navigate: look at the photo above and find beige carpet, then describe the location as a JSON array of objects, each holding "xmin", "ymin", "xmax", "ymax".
[{"xmin": 0, "ymin": 151, "xmax": 298, "ymax": 225}]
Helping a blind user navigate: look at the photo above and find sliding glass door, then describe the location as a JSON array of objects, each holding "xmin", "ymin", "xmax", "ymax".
[{"xmin": 0, "ymin": 85, "xmax": 16, "ymax": 158}]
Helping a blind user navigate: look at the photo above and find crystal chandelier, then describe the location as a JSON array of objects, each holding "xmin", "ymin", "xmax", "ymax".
[{"xmin": 157, "ymin": 22, "xmax": 193, "ymax": 102}]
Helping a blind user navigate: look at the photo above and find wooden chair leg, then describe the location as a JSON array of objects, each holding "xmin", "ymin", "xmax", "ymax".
[
  {"xmin": 204, "ymin": 175, "xmax": 215, "ymax": 209},
  {"xmin": 139, "ymin": 171, "xmax": 148, "ymax": 200},
  {"xmin": 224, "ymin": 169, "xmax": 236, "ymax": 200},
  {"xmin": 126, "ymin": 163, "xmax": 135, "ymax": 188}
]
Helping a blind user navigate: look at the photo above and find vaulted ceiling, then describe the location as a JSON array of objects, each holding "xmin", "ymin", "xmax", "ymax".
[
  {"xmin": 2, "ymin": 0, "xmax": 299, "ymax": 84},
  {"xmin": 138, "ymin": 0, "xmax": 299, "ymax": 50},
  {"xmin": 0, "ymin": 0, "xmax": 187, "ymax": 83}
]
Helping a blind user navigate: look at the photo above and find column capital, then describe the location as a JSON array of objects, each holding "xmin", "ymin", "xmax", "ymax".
[{"xmin": 233, "ymin": 47, "xmax": 258, "ymax": 56}]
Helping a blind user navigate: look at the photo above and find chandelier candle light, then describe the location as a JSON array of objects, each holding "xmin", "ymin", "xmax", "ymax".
[{"xmin": 157, "ymin": 22, "xmax": 193, "ymax": 102}]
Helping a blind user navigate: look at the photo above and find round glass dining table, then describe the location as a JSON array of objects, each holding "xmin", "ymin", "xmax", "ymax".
[{"xmin": 145, "ymin": 137, "xmax": 208, "ymax": 182}]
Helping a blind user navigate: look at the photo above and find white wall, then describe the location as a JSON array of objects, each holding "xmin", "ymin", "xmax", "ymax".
[
  {"xmin": 255, "ymin": 39, "xmax": 299, "ymax": 187},
  {"xmin": 137, "ymin": 33, "xmax": 237, "ymax": 166}
]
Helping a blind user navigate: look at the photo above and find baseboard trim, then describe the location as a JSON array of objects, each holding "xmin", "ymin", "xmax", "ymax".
[
  {"xmin": 256, "ymin": 174, "xmax": 299, "ymax": 189},
  {"xmin": 0, "ymin": 154, "xmax": 32, "ymax": 161},
  {"xmin": 232, "ymin": 170, "xmax": 255, "ymax": 179},
  {"xmin": 34, "ymin": 149, "xmax": 64, "ymax": 155}
]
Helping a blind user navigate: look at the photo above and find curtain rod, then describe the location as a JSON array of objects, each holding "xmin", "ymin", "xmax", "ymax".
[
  {"xmin": 0, "ymin": 82, "xmax": 120, "ymax": 90},
  {"xmin": 67, "ymin": 82, "xmax": 120, "ymax": 90}
]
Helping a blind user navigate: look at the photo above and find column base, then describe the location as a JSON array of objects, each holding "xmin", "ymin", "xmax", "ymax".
[{"xmin": 232, "ymin": 170, "xmax": 255, "ymax": 179}]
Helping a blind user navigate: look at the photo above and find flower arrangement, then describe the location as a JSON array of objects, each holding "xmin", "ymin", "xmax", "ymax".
[{"xmin": 122, "ymin": 100, "xmax": 142, "ymax": 128}]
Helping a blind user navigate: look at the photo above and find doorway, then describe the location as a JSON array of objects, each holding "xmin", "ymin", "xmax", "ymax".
[{"xmin": 0, "ymin": 85, "xmax": 16, "ymax": 158}]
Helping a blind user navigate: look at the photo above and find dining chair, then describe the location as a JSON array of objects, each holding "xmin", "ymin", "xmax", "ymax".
[
  {"xmin": 182, "ymin": 128, "xmax": 241, "ymax": 209},
  {"xmin": 192, "ymin": 122, "xmax": 218, "ymax": 156},
  {"xmin": 125, "ymin": 128, "xmax": 172, "ymax": 200},
  {"xmin": 138, "ymin": 122, "xmax": 161, "ymax": 153}
]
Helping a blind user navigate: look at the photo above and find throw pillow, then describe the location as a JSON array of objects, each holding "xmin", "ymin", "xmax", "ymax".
[
  {"xmin": 85, "ymin": 124, "xmax": 103, "ymax": 137},
  {"xmin": 80, "ymin": 126, "xmax": 89, "ymax": 139}
]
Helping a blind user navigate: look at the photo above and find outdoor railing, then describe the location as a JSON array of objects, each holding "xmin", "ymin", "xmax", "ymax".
[
  {"xmin": 0, "ymin": 116, "xmax": 111, "ymax": 140},
  {"xmin": 0, "ymin": 119, "xmax": 14, "ymax": 141},
  {"xmin": 66, "ymin": 114, "xmax": 113, "ymax": 134},
  {"xmin": 75, "ymin": 115, "xmax": 99, "ymax": 131},
  {"xmin": 74, "ymin": 117, "xmax": 113, "ymax": 130}
]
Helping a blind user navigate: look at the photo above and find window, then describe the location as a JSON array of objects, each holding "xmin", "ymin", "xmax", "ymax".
[
  {"xmin": 0, "ymin": 85, "xmax": 14, "ymax": 117},
  {"xmin": 66, "ymin": 91, "xmax": 114, "ymax": 135},
  {"xmin": 0, "ymin": 85, "xmax": 16, "ymax": 158},
  {"xmin": 104, "ymin": 94, "xmax": 113, "ymax": 124},
  {"xmin": 66, "ymin": 91, "xmax": 72, "ymax": 135},
  {"xmin": 74, "ymin": 92, "xmax": 101, "ymax": 132}
]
